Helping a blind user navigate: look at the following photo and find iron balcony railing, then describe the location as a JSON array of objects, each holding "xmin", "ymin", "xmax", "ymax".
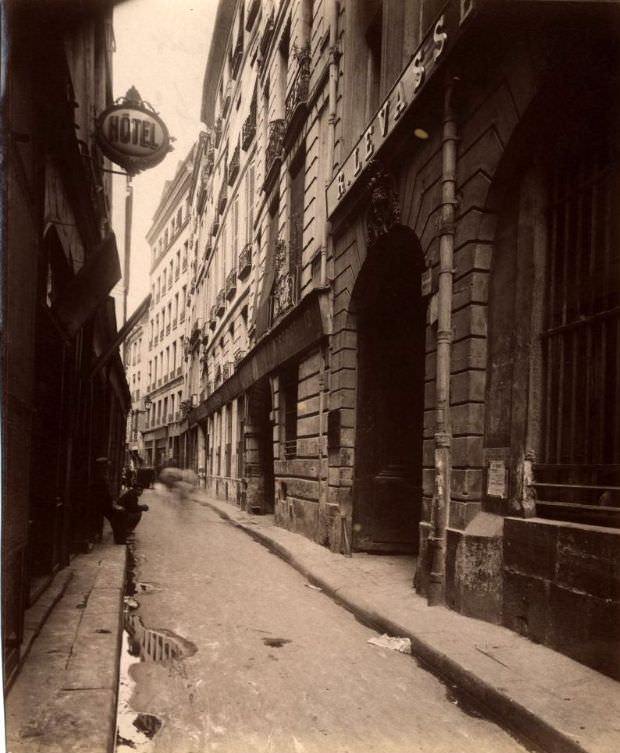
[
  {"xmin": 216, "ymin": 289, "xmax": 226, "ymax": 316},
  {"xmin": 285, "ymin": 46, "xmax": 310, "ymax": 130},
  {"xmin": 228, "ymin": 144, "xmax": 240, "ymax": 186},
  {"xmin": 214, "ymin": 117, "xmax": 222, "ymax": 148},
  {"xmin": 265, "ymin": 119, "xmax": 285, "ymax": 181},
  {"xmin": 230, "ymin": 34, "xmax": 243, "ymax": 79},
  {"xmin": 238, "ymin": 243, "xmax": 252, "ymax": 278},
  {"xmin": 225, "ymin": 269, "xmax": 237, "ymax": 300},
  {"xmin": 242, "ymin": 105, "xmax": 256, "ymax": 151}
]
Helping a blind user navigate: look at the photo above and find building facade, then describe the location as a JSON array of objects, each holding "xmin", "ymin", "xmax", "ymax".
[
  {"xmin": 186, "ymin": 0, "xmax": 332, "ymax": 523},
  {"xmin": 142, "ymin": 147, "xmax": 196, "ymax": 467},
  {"xmin": 123, "ymin": 296, "xmax": 151, "ymax": 465},
  {"xmin": 3, "ymin": 1, "xmax": 130, "ymax": 684},
  {"xmin": 324, "ymin": 0, "xmax": 620, "ymax": 679},
  {"xmin": 185, "ymin": 0, "xmax": 619, "ymax": 680}
]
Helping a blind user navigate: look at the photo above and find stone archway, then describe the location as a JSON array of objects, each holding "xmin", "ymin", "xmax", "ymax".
[{"xmin": 349, "ymin": 224, "xmax": 426, "ymax": 552}]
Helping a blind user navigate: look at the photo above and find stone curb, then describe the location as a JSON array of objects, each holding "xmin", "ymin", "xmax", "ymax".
[
  {"xmin": 5, "ymin": 540, "xmax": 127, "ymax": 753},
  {"xmin": 197, "ymin": 496, "xmax": 595, "ymax": 753}
]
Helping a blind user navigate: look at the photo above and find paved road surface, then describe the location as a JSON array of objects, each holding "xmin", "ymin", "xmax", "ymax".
[{"xmin": 117, "ymin": 488, "xmax": 528, "ymax": 753}]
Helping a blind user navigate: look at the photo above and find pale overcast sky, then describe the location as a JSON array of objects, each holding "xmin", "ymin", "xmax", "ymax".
[{"xmin": 111, "ymin": 0, "xmax": 217, "ymax": 321}]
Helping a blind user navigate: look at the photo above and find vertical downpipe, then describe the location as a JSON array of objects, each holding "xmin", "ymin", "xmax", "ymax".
[
  {"xmin": 318, "ymin": 0, "xmax": 339, "ymax": 541},
  {"xmin": 428, "ymin": 77, "xmax": 459, "ymax": 607}
]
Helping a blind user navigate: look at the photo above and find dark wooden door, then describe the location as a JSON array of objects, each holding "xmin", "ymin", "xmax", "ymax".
[{"xmin": 353, "ymin": 239, "xmax": 425, "ymax": 551}]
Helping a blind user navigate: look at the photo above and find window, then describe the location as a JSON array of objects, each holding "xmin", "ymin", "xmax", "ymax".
[
  {"xmin": 246, "ymin": 163, "xmax": 255, "ymax": 242},
  {"xmin": 365, "ymin": 3, "xmax": 383, "ymax": 120},
  {"xmin": 289, "ymin": 148, "xmax": 305, "ymax": 291},
  {"xmin": 280, "ymin": 364, "xmax": 298, "ymax": 459}
]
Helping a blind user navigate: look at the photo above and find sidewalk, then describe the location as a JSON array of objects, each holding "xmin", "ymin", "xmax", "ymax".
[
  {"xmin": 194, "ymin": 490, "xmax": 620, "ymax": 753},
  {"xmin": 5, "ymin": 528, "xmax": 127, "ymax": 753}
]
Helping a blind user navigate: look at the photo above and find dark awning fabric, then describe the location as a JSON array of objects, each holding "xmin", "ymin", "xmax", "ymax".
[
  {"xmin": 52, "ymin": 232, "xmax": 121, "ymax": 339},
  {"xmin": 189, "ymin": 288, "xmax": 329, "ymax": 426}
]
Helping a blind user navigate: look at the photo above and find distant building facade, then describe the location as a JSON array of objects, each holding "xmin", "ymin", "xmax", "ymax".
[
  {"xmin": 123, "ymin": 296, "xmax": 151, "ymax": 465},
  {"xmin": 186, "ymin": 0, "xmax": 332, "ymax": 518},
  {"xmin": 3, "ymin": 1, "xmax": 130, "ymax": 684},
  {"xmin": 184, "ymin": 0, "xmax": 619, "ymax": 680},
  {"xmin": 142, "ymin": 147, "xmax": 196, "ymax": 467}
]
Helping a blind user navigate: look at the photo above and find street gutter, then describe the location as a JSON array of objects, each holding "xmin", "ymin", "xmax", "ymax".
[{"xmin": 195, "ymin": 492, "xmax": 619, "ymax": 753}]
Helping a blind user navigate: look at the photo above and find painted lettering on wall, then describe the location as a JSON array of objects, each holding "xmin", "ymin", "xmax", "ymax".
[{"xmin": 327, "ymin": 0, "xmax": 476, "ymax": 216}]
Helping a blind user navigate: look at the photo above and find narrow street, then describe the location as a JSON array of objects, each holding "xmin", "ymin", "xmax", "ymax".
[{"xmin": 117, "ymin": 487, "xmax": 528, "ymax": 753}]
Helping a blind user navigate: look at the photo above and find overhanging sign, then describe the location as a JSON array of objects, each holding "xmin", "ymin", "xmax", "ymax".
[
  {"xmin": 96, "ymin": 86, "xmax": 172, "ymax": 175},
  {"xmin": 326, "ymin": 0, "xmax": 476, "ymax": 217}
]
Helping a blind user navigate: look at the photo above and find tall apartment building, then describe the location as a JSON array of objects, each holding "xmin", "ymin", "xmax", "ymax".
[
  {"xmin": 186, "ymin": 0, "xmax": 332, "ymax": 518},
  {"xmin": 184, "ymin": 0, "xmax": 619, "ymax": 679},
  {"xmin": 124, "ymin": 296, "xmax": 151, "ymax": 463},
  {"xmin": 142, "ymin": 147, "xmax": 196, "ymax": 467},
  {"xmin": 3, "ymin": 1, "xmax": 130, "ymax": 682}
]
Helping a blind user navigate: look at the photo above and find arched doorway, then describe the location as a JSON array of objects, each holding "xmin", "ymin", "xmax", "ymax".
[{"xmin": 351, "ymin": 226, "xmax": 426, "ymax": 552}]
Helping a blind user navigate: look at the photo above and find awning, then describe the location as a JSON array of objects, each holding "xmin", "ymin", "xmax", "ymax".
[
  {"xmin": 51, "ymin": 232, "xmax": 121, "ymax": 339},
  {"xmin": 189, "ymin": 288, "xmax": 329, "ymax": 426}
]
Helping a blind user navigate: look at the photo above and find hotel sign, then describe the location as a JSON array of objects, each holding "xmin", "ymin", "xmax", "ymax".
[
  {"xmin": 96, "ymin": 87, "xmax": 172, "ymax": 175},
  {"xmin": 326, "ymin": 0, "xmax": 476, "ymax": 217}
]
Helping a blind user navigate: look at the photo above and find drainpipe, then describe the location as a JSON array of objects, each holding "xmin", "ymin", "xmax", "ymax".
[
  {"xmin": 427, "ymin": 77, "xmax": 459, "ymax": 607},
  {"xmin": 321, "ymin": 0, "xmax": 339, "ymax": 288},
  {"xmin": 318, "ymin": 0, "xmax": 339, "ymax": 546}
]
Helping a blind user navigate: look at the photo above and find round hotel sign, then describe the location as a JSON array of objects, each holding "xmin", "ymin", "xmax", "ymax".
[{"xmin": 96, "ymin": 94, "xmax": 172, "ymax": 174}]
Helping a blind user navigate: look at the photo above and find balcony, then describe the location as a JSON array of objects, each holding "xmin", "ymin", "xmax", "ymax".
[
  {"xmin": 214, "ymin": 117, "xmax": 222, "ymax": 148},
  {"xmin": 216, "ymin": 289, "xmax": 226, "ymax": 316},
  {"xmin": 172, "ymin": 318, "xmax": 177, "ymax": 329},
  {"xmin": 205, "ymin": 240, "xmax": 213, "ymax": 259},
  {"xmin": 204, "ymin": 145, "xmax": 215, "ymax": 175},
  {"xmin": 170, "ymin": 370, "xmax": 175, "ymax": 381},
  {"xmin": 211, "ymin": 217, "xmax": 220, "ymax": 237},
  {"xmin": 209, "ymin": 305, "xmax": 217, "ymax": 330},
  {"xmin": 238, "ymin": 243, "xmax": 252, "ymax": 278},
  {"xmin": 225, "ymin": 269, "xmax": 237, "ymax": 300},
  {"xmin": 234, "ymin": 348, "xmax": 246, "ymax": 368},
  {"xmin": 285, "ymin": 47, "xmax": 311, "ymax": 139},
  {"xmin": 177, "ymin": 366, "xmax": 182, "ymax": 376},
  {"xmin": 270, "ymin": 241, "xmax": 300, "ymax": 324},
  {"xmin": 246, "ymin": 0, "xmax": 260, "ymax": 30},
  {"xmin": 160, "ymin": 329, "xmax": 164, "ymax": 340},
  {"xmin": 222, "ymin": 362, "xmax": 231, "ymax": 382},
  {"xmin": 222, "ymin": 80, "xmax": 233, "ymax": 118},
  {"xmin": 218, "ymin": 181, "xmax": 228, "ymax": 214},
  {"xmin": 264, "ymin": 119, "xmax": 285, "ymax": 193},
  {"xmin": 228, "ymin": 144, "xmax": 240, "ymax": 186},
  {"xmin": 166, "ymin": 324, "xmax": 171, "ymax": 335},
  {"xmin": 168, "ymin": 413, "xmax": 174, "ymax": 423},
  {"xmin": 230, "ymin": 34, "xmax": 243, "ymax": 79},
  {"xmin": 241, "ymin": 104, "xmax": 256, "ymax": 151}
]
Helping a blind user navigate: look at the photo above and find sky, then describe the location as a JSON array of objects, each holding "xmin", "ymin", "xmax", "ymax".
[{"xmin": 110, "ymin": 0, "xmax": 218, "ymax": 321}]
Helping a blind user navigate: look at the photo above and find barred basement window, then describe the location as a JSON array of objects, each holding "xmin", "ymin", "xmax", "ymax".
[{"xmin": 535, "ymin": 111, "xmax": 620, "ymax": 528}]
